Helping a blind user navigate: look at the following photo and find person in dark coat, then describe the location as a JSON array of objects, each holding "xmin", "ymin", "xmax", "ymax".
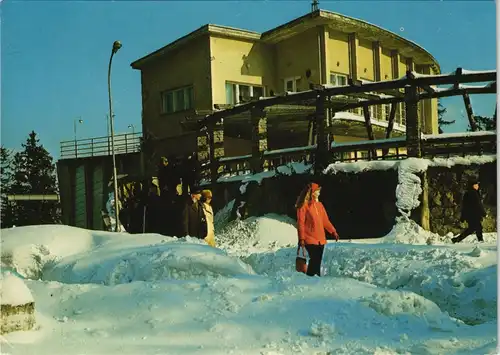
[
  {"xmin": 452, "ymin": 178, "xmax": 486, "ymax": 243},
  {"xmin": 181, "ymin": 186, "xmax": 207, "ymax": 239}
]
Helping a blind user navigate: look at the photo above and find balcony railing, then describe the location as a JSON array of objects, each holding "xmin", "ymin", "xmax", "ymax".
[{"xmin": 60, "ymin": 132, "xmax": 142, "ymax": 159}]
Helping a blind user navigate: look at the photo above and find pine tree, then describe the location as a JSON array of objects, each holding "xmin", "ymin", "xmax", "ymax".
[
  {"xmin": 471, "ymin": 115, "xmax": 496, "ymax": 131},
  {"xmin": 437, "ymin": 100, "xmax": 455, "ymax": 134},
  {"xmin": 10, "ymin": 131, "xmax": 60, "ymax": 226},
  {"xmin": 1, "ymin": 146, "xmax": 15, "ymax": 227}
]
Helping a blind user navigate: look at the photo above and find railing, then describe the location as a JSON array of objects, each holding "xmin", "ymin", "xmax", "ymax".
[
  {"xmin": 60, "ymin": 132, "xmax": 142, "ymax": 159},
  {"xmin": 421, "ymin": 131, "xmax": 497, "ymax": 158},
  {"xmin": 201, "ymin": 132, "xmax": 496, "ymax": 183}
]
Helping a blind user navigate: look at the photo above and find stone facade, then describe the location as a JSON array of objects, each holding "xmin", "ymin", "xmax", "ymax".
[{"xmin": 427, "ymin": 162, "xmax": 497, "ymax": 236}]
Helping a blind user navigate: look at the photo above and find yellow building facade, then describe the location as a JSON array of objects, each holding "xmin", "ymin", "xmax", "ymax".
[{"xmin": 131, "ymin": 9, "xmax": 440, "ymax": 158}]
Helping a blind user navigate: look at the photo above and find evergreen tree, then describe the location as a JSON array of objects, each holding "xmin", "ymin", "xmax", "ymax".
[
  {"xmin": 470, "ymin": 115, "xmax": 496, "ymax": 131},
  {"xmin": 437, "ymin": 100, "xmax": 455, "ymax": 134},
  {"xmin": 1, "ymin": 146, "xmax": 15, "ymax": 227},
  {"xmin": 10, "ymin": 131, "xmax": 60, "ymax": 226}
]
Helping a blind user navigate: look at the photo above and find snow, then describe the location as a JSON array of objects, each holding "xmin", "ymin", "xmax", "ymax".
[
  {"xmin": 217, "ymin": 162, "xmax": 312, "ymax": 184},
  {"xmin": 422, "ymin": 131, "xmax": 496, "ymax": 140},
  {"xmin": 0, "ymin": 272, "xmax": 34, "ymax": 306},
  {"xmin": 331, "ymin": 111, "xmax": 406, "ymax": 131},
  {"xmin": 325, "ymin": 155, "xmax": 496, "ymax": 175},
  {"xmin": 0, "ymin": 192, "xmax": 497, "ymax": 354}
]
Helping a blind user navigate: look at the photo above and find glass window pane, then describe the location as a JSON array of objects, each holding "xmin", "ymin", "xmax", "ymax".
[
  {"xmin": 184, "ymin": 87, "xmax": 194, "ymax": 110},
  {"xmin": 253, "ymin": 86, "xmax": 263, "ymax": 99},
  {"xmin": 174, "ymin": 90, "xmax": 184, "ymax": 112},
  {"xmin": 286, "ymin": 80, "xmax": 294, "ymax": 92},
  {"xmin": 339, "ymin": 76, "xmax": 347, "ymax": 86},
  {"xmin": 330, "ymin": 74, "xmax": 337, "ymax": 86},
  {"xmin": 239, "ymin": 85, "xmax": 250, "ymax": 101},
  {"xmin": 225, "ymin": 83, "xmax": 234, "ymax": 104},
  {"xmin": 295, "ymin": 78, "xmax": 301, "ymax": 92},
  {"xmin": 164, "ymin": 92, "xmax": 174, "ymax": 113}
]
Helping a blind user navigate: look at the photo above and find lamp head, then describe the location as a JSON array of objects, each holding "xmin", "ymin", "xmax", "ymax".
[{"xmin": 112, "ymin": 41, "xmax": 122, "ymax": 54}]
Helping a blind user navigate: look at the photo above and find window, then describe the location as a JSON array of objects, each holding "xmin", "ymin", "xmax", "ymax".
[
  {"xmin": 284, "ymin": 76, "xmax": 301, "ymax": 92},
  {"xmin": 330, "ymin": 72, "xmax": 348, "ymax": 87},
  {"xmin": 161, "ymin": 86, "xmax": 194, "ymax": 114},
  {"xmin": 225, "ymin": 82, "xmax": 265, "ymax": 105}
]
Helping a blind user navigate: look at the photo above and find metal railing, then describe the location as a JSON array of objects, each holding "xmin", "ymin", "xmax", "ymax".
[{"xmin": 60, "ymin": 132, "xmax": 142, "ymax": 159}]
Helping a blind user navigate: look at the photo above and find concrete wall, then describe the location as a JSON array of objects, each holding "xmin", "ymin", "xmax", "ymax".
[
  {"xmin": 141, "ymin": 35, "xmax": 212, "ymax": 140},
  {"xmin": 275, "ymin": 28, "xmax": 321, "ymax": 91},
  {"xmin": 210, "ymin": 36, "xmax": 275, "ymax": 103},
  {"xmin": 57, "ymin": 152, "xmax": 142, "ymax": 230},
  {"xmin": 326, "ymin": 30, "xmax": 350, "ymax": 77}
]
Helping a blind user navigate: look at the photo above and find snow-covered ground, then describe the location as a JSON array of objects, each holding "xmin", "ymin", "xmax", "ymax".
[{"xmin": 0, "ymin": 215, "xmax": 497, "ymax": 355}]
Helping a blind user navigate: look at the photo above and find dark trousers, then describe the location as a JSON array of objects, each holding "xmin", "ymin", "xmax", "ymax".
[
  {"xmin": 455, "ymin": 219, "xmax": 484, "ymax": 242},
  {"xmin": 305, "ymin": 244, "xmax": 325, "ymax": 277}
]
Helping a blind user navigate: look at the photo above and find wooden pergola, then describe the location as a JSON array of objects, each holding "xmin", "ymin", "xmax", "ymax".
[{"xmin": 194, "ymin": 68, "xmax": 496, "ymax": 182}]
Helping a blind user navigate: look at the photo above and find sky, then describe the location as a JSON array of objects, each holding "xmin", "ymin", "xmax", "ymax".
[{"xmin": 1, "ymin": 0, "xmax": 497, "ymax": 160}]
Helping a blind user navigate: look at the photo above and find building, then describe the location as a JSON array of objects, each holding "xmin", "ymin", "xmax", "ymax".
[{"xmin": 131, "ymin": 9, "xmax": 440, "ymax": 168}]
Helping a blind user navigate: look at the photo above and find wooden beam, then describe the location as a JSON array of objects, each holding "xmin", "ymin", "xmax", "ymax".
[
  {"xmin": 407, "ymin": 70, "xmax": 435, "ymax": 94},
  {"xmin": 462, "ymin": 92, "xmax": 478, "ymax": 131},
  {"xmin": 405, "ymin": 85, "xmax": 421, "ymax": 157},
  {"xmin": 453, "ymin": 68, "xmax": 462, "ymax": 90},
  {"xmin": 382, "ymin": 103, "xmax": 398, "ymax": 157},
  {"xmin": 198, "ymin": 70, "xmax": 497, "ymax": 126},
  {"xmin": 362, "ymin": 104, "xmax": 375, "ymax": 140},
  {"xmin": 250, "ymin": 106, "xmax": 267, "ymax": 173},
  {"xmin": 386, "ymin": 103, "xmax": 398, "ymax": 139},
  {"xmin": 314, "ymin": 94, "xmax": 328, "ymax": 173}
]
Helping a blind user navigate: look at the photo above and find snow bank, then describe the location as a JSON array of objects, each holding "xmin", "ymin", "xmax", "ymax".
[
  {"xmin": 380, "ymin": 217, "xmax": 440, "ymax": 245},
  {"xmin": 244, "ymin": 240, "xmax": 497, "ymax": 325},
  {"xmin": 0, "ymin": 272, "xmax": 34, "ymax": 306},
  {"xmin": 324, "ymin": 160, "xmax": 398, "ymax": 174},
  {"xmin": 1, "ymin": 225, "xmax": 115, "ymax": 279},
  {"xmin": 43, "ymin": 237, "xmax": 255, "ymax": 285},
  {"xmin": 216, "ymin": 214, "xmax": 297, "ymax": 256}
]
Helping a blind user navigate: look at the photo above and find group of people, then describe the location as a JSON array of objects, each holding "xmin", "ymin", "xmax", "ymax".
[{"xmin": 294, "ymin": 178, "xmax": 487, "ymax": 277}]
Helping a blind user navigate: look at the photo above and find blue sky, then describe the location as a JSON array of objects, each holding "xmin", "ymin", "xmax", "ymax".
[{"xmin": 1, "ymin": 0, "xmax": 497, "ymax": 160}]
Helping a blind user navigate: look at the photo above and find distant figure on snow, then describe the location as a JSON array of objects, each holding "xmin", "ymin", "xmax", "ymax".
[
  {"xmin": 182, "ymin": 186, "xmax": 207, "ymax": 239},
  {"xmin": 452, "ymin": 178, "xmax": 486, "ymax": 243},
  {"xmin": 295, "ymin": 183, "xmax": 339, "ymax": 277},
  {"xmin": 201, "ymin": 189, "xmax": 216, "ymax": 247}
]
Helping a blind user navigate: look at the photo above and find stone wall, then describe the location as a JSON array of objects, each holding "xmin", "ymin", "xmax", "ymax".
[
  {"xmin": 212, "ymin": 169, "xmax": 399, "ymax": 239},
  {"xmin": 428, "ymin": 161, "xmax": 497, "ymax": 236},
  {"xmin": 210, "ymin": 159, "xmax": 497, "ymax": 239}
]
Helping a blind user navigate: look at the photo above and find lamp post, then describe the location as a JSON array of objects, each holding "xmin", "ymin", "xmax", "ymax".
[
  {"xmin": 108, "ymin": 40, "xmax": 122, "ymax": 232},
  {"xmin": 74, "ymin": 117, "xmax": 83, "ymax": 158},
  {"xmin": 128, "ymin": 124, "xmax": 135, "ymax": 135}
]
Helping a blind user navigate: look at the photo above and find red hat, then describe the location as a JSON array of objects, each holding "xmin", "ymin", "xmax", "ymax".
[{"xmin": 310, "ymin": 183, "xmax": 321, "ymax": 192}]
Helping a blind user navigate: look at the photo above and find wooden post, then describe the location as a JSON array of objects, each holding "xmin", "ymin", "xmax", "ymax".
[
  {"xmin": 372, "ymin": 41, "xmax": 381, "ymax": 82},
  {"xmin": 207, "ymin": 121, "xmax": 224, "ymax": 184},
  {"xmin": 362, "ymin": 104, "xmax": 376, "ymax": 159},
  {"xmin": 382, "ymin": 103, "xmax": 398, "ymax": 157},
  {"xmin": 250, "ymin": 106, "xmax": 267, "ymax": 173},
  {"xmin": 314, "ymin": 93, "xmax": 328, "ymax": 173},
  {"xmin": 462, "ymin": 92, "xmax": 478, "ymax": 131},
  {"xmin": 405, "ymin": 84, "xmax": 421, "ymax": 157},
  {"xmin": 420, "ymin": 170, "xmax": 430, "ymax": 231}
]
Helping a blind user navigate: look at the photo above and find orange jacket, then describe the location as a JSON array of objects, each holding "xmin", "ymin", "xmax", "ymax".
[{"xmin": 297, "ymin": 200, "xmax": 337, "ymax": 245}]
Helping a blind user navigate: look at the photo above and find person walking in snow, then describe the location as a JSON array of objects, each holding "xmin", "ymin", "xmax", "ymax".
[
  {"xmin": 201, "ymin": 189, "xmax": 216, "ymax": 247},
  {"xmin": 452, "ymin": 178, "xmax": 486, "ymax": 243},
  {"xmin": 295, "ymin": 183, "xmax": 339, "ymax": 277},
  {"xmin": 181, "ymin": 186, "xmax": 207, "ymax": 239}
]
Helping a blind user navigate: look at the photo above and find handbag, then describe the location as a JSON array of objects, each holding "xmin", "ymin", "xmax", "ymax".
[{"xmin": 295, "ymin": 246, "xmax": 308, "ymax": 273}]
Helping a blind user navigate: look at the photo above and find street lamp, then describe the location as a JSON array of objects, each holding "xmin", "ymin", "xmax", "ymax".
[
  {"xmin": 74, "ymin": 117, "xmax": 83, "ymax": 158},
  {"xmin": 128, "ymin": 124, "xmax": 135, "ymax": 135},
  {"xmin": 108, "ymin": 40, "xmax": 122, "ymax": 232}
]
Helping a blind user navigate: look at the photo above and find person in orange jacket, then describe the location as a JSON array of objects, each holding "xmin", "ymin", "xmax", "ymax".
[{"xmin": 295, "ymin": 182, "xmax": 339, "ymax": 276}]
